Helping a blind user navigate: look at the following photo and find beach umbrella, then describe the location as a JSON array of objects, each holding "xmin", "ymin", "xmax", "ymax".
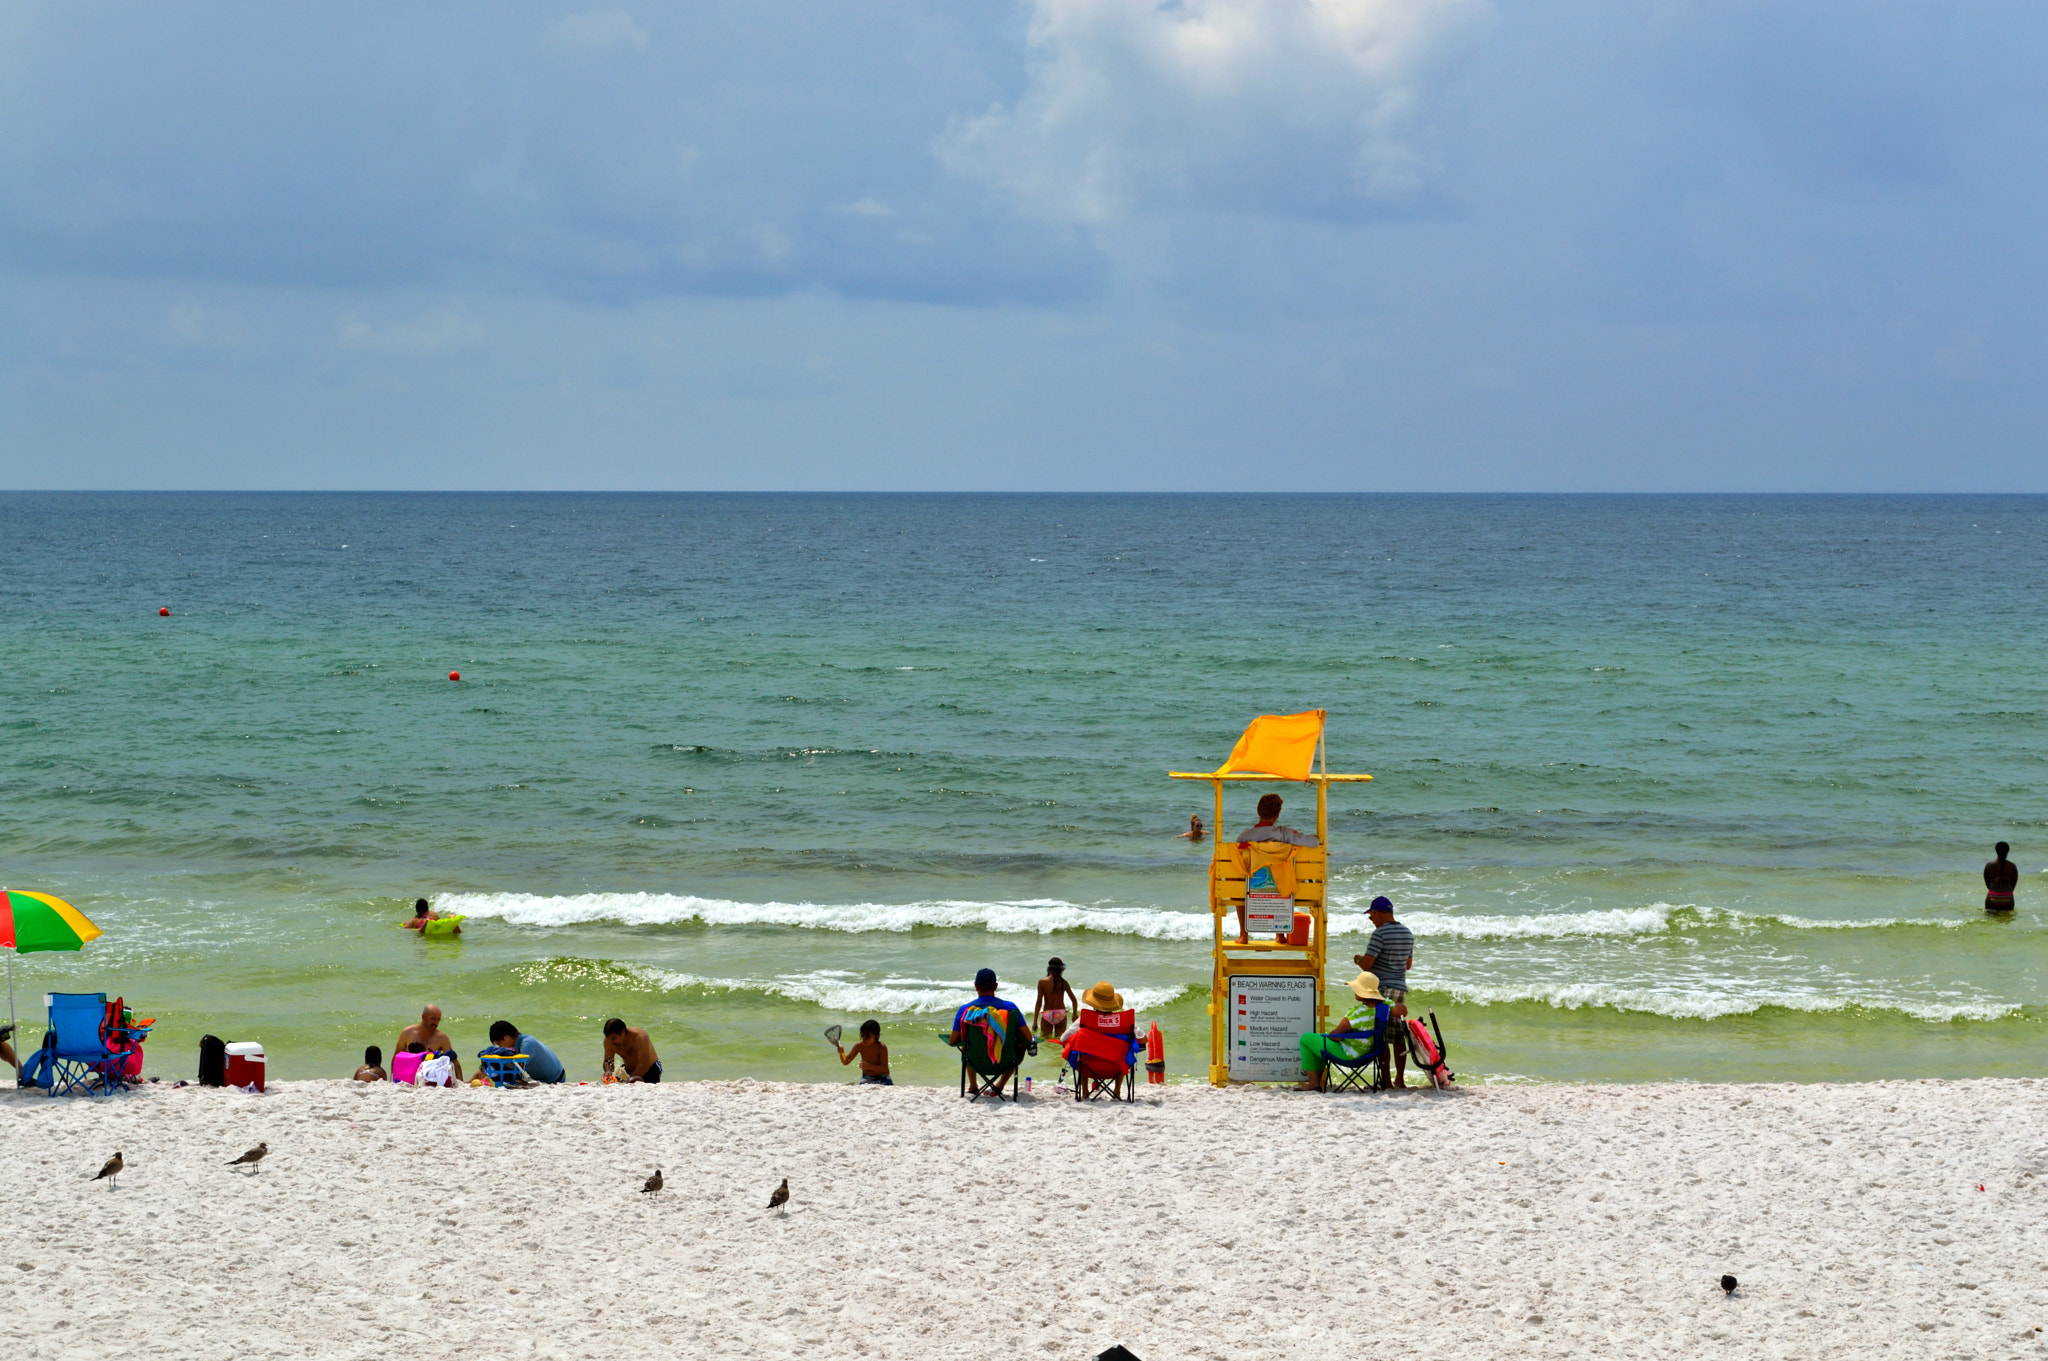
[{"xmin": 1, "ymin": 889, "xmax": 104, "ymax": 1069}]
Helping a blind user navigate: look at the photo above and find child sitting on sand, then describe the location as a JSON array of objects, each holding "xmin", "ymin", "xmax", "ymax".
[
  {"xmin": 354, "ymin": 1045, "xmax": 386, "ymax": 1082},
  {"xmin": 835, "ymin": 1019, "xmax": 891, "ymax": 1085}
]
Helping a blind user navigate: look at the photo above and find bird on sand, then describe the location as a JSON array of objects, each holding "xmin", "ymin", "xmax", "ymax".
[
  {"xmin": 767, "ymin": 1178, "xmax": 789, "ymax": 1213},
  {"xmin": 227, "ymin": 1142, "xmax": 269, "ymax": 1169},
  {"xmin": 1720, "ymin": 1275, "xmax": 1739, "ymax": 1296},
  {"xmin": 641, "ymin": 1170, "xmax": 663, "ymax": 1194},
  {"xmin": 92, "ymin": 1153, "xmax": 124, "ymax": 1188}
]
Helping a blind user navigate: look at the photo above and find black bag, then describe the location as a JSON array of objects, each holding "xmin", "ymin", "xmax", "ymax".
[{"xmin": 198, "ymin": 1034, "xmax": 226, "ymax": 1087}]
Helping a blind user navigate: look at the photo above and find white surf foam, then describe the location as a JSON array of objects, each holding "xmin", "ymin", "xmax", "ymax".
[
  {"xmin": 1441, "ymin": 979, "xmax": 2018, "ymax": 1023},
  {"xmin": 621, "ymin": 964, "xmax": 1194, "ymax": 1015},
  {"xmin": 438, "ymin": 891, "xmax": 1217, "ymax": 939}
]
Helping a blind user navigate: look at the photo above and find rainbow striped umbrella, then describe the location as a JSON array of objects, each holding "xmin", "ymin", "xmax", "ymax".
[{"xmin": 2, "ymin": 889, "xmax": 104, "ymax": 1069}]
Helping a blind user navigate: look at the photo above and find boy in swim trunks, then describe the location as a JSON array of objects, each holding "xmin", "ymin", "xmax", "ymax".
[
  {"xmin": 1033, "ymin": 958, "xmax": 1078, "ymax": 1040},
  {"xmin": 835, "ymin": 1019, "xmax": 892, "ymax": 1084}
]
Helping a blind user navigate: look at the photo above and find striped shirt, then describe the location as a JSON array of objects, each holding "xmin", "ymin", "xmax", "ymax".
[{"xmin": 1365, "ymin": 920, "xmax": 1414, "ymax": 991}]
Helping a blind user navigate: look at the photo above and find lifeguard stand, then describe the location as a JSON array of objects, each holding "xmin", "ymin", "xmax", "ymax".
[{"xmin": 1170, "ymin": 710, "xmax": 1372, "ymax": 1087}]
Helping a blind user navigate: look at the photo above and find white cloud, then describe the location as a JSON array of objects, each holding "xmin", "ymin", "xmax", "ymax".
[
  {"xmin": 337, "ymin": 310, "xmax": 485, "ymax": 354},
  {"xmin": 546, "ymin": 7, "xmax": 650, "ymax": 53},
  {"xmin": 940, "ymin": 0, "xmax": 1490, "ymax": 222}
]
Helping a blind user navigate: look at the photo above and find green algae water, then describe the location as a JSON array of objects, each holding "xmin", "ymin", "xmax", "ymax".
[{"xmin": 2, "ymin": 493, "xmax": 2044, "ymax": 1085}]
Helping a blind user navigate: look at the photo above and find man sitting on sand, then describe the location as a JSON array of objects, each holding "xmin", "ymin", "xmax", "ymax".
[
  {"xmin": 397, "ymin": 1004, "xmax": 463, "ymax": 1082},
  {"xmin": 483, "ymin": 1019, "xmax": 566, "ymax": 1084},
  {"xmin": 602, "ymin": 1018, "xmax": 661, "ymax": 1083}
]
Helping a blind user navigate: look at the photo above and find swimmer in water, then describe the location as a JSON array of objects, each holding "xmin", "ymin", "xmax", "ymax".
[
  {"xmin": 402, "ymin": 898, "xmax": 435, "ymax": 930},
  {"xmin": 1177, "ymin": 814, "xmax": 1205, "ymax": 841},
  {"xmin": 1985, "ymin": 842, "xmax": 2018, "ymax": 913}
]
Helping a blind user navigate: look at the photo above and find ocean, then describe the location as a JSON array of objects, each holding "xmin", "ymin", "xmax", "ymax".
[{"xmin": 2, "ymin": 492, "xmax": 2042, "ymax": 1085}]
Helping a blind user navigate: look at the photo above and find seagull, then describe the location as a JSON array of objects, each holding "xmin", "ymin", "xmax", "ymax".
[
  {"xmin": 92, "ymin": 1153, "xmax": 123, "ymax": 1188},
  {"xmin": 227, "ymin": 1142, "xmax": 269, "ymax": 1169},
  {"xmin": 767, "ymin": 1178, "xmax": 789, "ymax": 1213},
  {"xmin": 1721, "ymin": 1275, "xmax": 1739, "ymax": 1296},
  {"xmin": 641, "ymin": 1169, "xmax": 663, "ymax": 1194}
]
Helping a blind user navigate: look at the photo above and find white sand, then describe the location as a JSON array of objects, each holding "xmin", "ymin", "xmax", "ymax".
[{"xmin": 3, "ymin": 1077, "xmax": 2044, "ymax": 1360}]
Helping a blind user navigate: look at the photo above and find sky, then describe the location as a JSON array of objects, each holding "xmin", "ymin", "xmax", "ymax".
[{"xmin": 2, "ymin": 0, "xmax": 2043, "ymax": 491}]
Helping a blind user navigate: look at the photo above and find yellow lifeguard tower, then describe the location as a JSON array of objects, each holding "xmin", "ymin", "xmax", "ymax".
[{"xmin": 1170, "ymin": 710, "xmax": 1372, "ymax": 1087}]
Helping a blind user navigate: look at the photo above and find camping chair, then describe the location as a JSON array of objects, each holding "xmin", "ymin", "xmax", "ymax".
[
  {"xmin": 952, "ymin": 1002, "xmax": 1030, "ymax": 1102},
  {"xmin": 1063, "ymin": 1008, "xmax": 1140, "ymax": 1102},
  {"xmin": 475, "ymin": 1049, "xmax": 533, "ymax": 1087},
  {"xmin": 1321, "ymin": 1002, "xmax": 1391, "ymax": 1095},
  {"xmin": 42, "ymin": 992, "xmax": 131, "ymax": 1098}
]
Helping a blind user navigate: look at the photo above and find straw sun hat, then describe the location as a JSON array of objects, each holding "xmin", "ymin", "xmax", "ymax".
[
  {"xmin": 1083, "ymin": 980, "xmax": 1124, "ymax": 1011},
  {"xmin": 1346, "ymin": 972, "xmax": 1386, "ymax": 1002}
]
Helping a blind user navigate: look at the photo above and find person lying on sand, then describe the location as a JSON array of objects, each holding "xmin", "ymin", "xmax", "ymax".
[
  {"xmin": 1032, "ymin": 958, "xmax": 1078, "ymax": 1040},
  {"xmin": 397, "ymin": 1004, "xmax": 464, "ymax": 1082},
  {"xmin": 354, "ymin": 1045, "xmax": 386, "ymax": 1082},
  {"xmin": 835, "ymin": 1019, "xmax": 891, "ymax": 1084},
  {"xmin": 602, "ymin": 1018, "xmax": 661, "ymax": 1083}
]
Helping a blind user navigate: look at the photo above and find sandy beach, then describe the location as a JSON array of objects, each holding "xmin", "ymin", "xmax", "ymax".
[{"xmin": 3, "ymin": 1077, "xmax": 2043, "ymax": 1360}]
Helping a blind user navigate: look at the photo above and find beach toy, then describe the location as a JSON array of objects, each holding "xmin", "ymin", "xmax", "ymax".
[
  {"xmin": 822, "ymin": 1024, "xmax": 842, "ymax": 1047},
  {"xmin": 1145, "ymin": 1022, "xmax": 1165, "ymax": 1084},
  {"xmin": 158, "ymin": 607, "xmax": 170, "ymax": 616},
  {"xmin": 448, "ymin": 671, "xmax": 460, "ymax": 681},
  {"xmin": 420, "ymin": 914, "xmax": 464, "ymax": 940},
  {"xmin": 391, "ymin": 1050, "xmax": 424, "ymax": 1084}
]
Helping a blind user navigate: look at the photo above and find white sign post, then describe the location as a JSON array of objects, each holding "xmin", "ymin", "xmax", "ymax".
[{"xmin": 1226, "ymin": 974, "xmax": 1318, "ymax": 1082}]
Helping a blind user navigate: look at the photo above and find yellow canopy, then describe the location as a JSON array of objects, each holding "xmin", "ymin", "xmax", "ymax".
[{"xmin": 1215, "ymin": 709, "xmax": 1325, "ymax": 780}]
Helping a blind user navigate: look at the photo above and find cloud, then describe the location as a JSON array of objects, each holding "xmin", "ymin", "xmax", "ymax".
[
  {"xmin": 546, "ymin": 7, "xmax": 650, "ymax": 53},
  {"xmin": 337, "ymin": 310, "xmax": 484, "ymax": 354},
  {"xmin": 939, "ymin": 0, "xmax": 1491, "ymax": 222}
]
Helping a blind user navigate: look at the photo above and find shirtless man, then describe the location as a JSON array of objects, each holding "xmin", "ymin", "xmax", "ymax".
[
  {"xmin": 602, "ymin": 1018, "xmax": 661, "ymax": 1083},
  {"xmin": 1985, "ymin": 842, "xmax": 2019, "ymax": 913},
  {"xmin": 397, "ymin": 1004, "xmax": 463, "ymax": 1082}
]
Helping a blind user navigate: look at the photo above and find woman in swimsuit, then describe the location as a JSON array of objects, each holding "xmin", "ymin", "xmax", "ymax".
[
  {"xmin": 1033, "ymin": 958, "xmax": 1078, "ymax": 1040},
  {"xmin": 1986, "ymin": 842, "xmax": 2019, "ymax": 912}
]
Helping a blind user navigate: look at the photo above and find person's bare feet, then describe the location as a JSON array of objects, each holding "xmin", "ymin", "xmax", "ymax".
[{"xmin": 1294, "ymin": 1078, "xmax": 1323, "ymax": 1091}]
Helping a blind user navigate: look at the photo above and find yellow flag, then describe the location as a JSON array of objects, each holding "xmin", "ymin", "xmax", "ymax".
[{"xmin": 1216, "ymin": 710, "xmax": 1326, "ymax": 780}]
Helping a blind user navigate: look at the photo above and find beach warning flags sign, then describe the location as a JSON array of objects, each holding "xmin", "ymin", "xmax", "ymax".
[{"xmin": 1215, "ymin": 710, "xmax": 1326, "ymax": 781}]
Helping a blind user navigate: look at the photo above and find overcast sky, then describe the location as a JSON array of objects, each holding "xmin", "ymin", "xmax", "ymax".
[{"xmin": 2, "ymin": 0, "xmax": 2042, "ymax": 490}]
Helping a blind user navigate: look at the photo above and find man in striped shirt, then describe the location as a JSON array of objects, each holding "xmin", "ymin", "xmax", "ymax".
[{"xmin": 1354, "ymin": 896, "xmax": 1416, "ymax": 1087}]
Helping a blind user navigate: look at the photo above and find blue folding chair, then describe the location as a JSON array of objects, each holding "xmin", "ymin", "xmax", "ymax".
[
  {"xmin": 42, "ymin": 992, "xmax": 130, "ymax": 1098},
  {"xmin": 1321, "ymin": 1002, "xmax": 1391, "ymax": 1095},
  {"xmin": 475, "ymin": 1048, "xmax": 533, "ymax": 1087}
]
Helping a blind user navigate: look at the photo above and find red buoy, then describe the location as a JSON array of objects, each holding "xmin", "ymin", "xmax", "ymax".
[
  {"xmin": 448, "ymin": 671, "xmax": 460, "ymax": 681},
  {"xmin": 1145, "ymin": 1022, "xmax": 1165, "ymax": 1084},
  {"xmin": 159, "ymin": 607, "xmax": 170, "ymax": 616}
]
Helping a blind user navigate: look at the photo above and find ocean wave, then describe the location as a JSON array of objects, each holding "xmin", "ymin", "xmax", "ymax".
[
  {"xmin": 439, "ymin": 891, "xmax": 1218, "ymax": 939},
  {"xmin": 621, "ymin": 964, "xmax": 1195, "ymax": 1016},
  {"xmin": 1440, "ymin": 979, "xmax": 2018, "ymax": 1024},
  {"xmin": 442, "ymin": 890, "xmax": 1977, "ymax": 943}
]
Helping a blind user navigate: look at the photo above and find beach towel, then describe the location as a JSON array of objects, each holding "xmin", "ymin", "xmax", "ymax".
[{"xmin": 416, "ymin": 1054, "xmax": 455, "ymax": 1087}]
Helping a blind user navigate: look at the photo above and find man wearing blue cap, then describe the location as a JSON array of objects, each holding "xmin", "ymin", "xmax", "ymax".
[
  {"xmin": 949, "ymin": 968, "xmax": 1028, "ymax": 1045},
  {"xmin": 1354, "ymin": 896, "xmax": 1415, "ymax": 1086}
]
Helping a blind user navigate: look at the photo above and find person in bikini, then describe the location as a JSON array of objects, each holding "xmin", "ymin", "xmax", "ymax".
[
  {"xmin": 601, "ymin": 1018, "xmax": 662, "ymax": 1083},
  {"xmin": 1985, "ymin": 842, "xmax": 2019, "ymax": 913},
  {"xmin": 1033, "ymin": 957, "xmax": 1079, "ymax": 1040},
  {"xmin": 834, "ymin": 1019, "xmax": 892, "ymax": 1084}
]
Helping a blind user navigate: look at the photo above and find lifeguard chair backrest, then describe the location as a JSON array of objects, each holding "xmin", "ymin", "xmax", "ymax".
[
  {"xmin": 1213, "ymin": 844, "xmax": 1326, "ymax": 911},
  {"xmin": 1080, "ymin": 1007, "xmax": 1135, "ymax": 1036}
]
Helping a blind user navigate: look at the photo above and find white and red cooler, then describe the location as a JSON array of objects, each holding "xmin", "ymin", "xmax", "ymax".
[{"xmin": 224, "ymin": 1041, "xmax": 266, "ymax": 1092}]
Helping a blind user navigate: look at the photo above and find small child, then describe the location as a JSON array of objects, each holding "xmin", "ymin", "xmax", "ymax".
[
  {"xmin": 402, "ymin": 898, "xmax": 435, "ymax": 931},
  {"xmin": 1033, "ymin": 957, "xmax": 1078, "ymax": 1040},
  {"xmin": 835, "ymin": 1019, "xmax": 891, "ymax": 1085},
  {"xmin": 354, "ymin": 1045, "xmax": 386, "ymax": 1082}
]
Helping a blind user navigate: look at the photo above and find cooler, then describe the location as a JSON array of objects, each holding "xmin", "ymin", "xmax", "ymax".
[{"xmin": 224, "ymin": 1041, "xmax": 266, "ymax": 1092}]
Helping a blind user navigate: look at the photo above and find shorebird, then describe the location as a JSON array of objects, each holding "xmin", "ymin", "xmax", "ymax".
[
  {"xmin": 641, "ymin": 1169, "xmax": 663, "ymax": 1194},
  {"xmin": 227, "ymin": 1142, "xmax": 269, "ymax": 1169},
  {"xmin": 1720, "ymin": 1275, "xmax": 1739, "ymax": 1296},
  {"xmin": 92, "ymin": 1153, "xmax": 123, "ymax": 1188},
  {"xmin": 767, "ymin": 1178, "xmax": 789, "ymax": 1213}
]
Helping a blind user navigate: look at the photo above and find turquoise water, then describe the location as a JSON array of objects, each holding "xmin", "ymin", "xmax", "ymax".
[{"xmin": 2, "ymin": 493, "xmax": 2043, "ymax": 1084}]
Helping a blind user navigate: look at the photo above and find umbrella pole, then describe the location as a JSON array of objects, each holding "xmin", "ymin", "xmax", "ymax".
[{"xmin": 6, "ymin": 950, "xmax": 16, "ymax": 1082}]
